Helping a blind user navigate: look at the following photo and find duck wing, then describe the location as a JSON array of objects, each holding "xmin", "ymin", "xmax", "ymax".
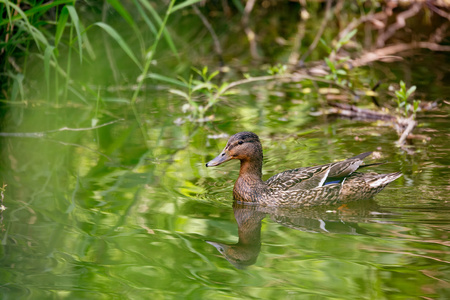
[{"xmin": 265, "ymin": 152, "xmax": 373, "ymax": 191}]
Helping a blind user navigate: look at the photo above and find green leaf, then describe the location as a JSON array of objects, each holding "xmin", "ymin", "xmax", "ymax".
[
  {"xmin": 44, "ymin": 46, "xmax": 55, "ymax": 93},
  {"xmin": 133, "ymin": 0, "xmax": 157, "ymax": 35},
  {"xmin": 9, "ymin": 72, "xmax": 24, "ymax": 102},
  {"xmin": 230, "ymin": 0, "xmax": 245, "ymax": 13},
  {"xmin": 146, "ymin": 73, "xmax": 188, "ymax": 88},
  {"xmin": 66, "ymin": 6, "xmax": 83, "ymax": 63},
  {"xmin": 94, "ymin": 22, "xmax": 142, "ymax": 70},
  {"xmin": 406, "ymin": 85, "xmax": 416, "ymax": 98},
  {"xmin": 208, "ymin": 70, "xmax": 220, "ymax": 81},
  {"xmin": 172, "ymin": 0, "xmax": 203, "ymax": 13},
  {"xmin": 138, "ymin": 0, "xmax": 179, "ymax": 59},
  {"xmin": 192, "ymin": 83, "xmax": 214, "ymax": 92},
  {"xmin": 169, "ymin": 89, "xmax": 189, "ymax": 100},
  {"xmin": 106, "ymin": 0, "xmax": 135, "ymax": 27},
  {"xmin": 55, "ymin": 6, "xmax": 69, "ymax": 47},
  {"xmin": 340, "ymin": 29, "xmax": 357, "ymax": 44},
  {"xmin": 319, "ymin": 38, "xmax": 332, "ymax": 54},
  {"xmin": 324, "ymin": 57, "xmax": 336, "ymax": 73}
]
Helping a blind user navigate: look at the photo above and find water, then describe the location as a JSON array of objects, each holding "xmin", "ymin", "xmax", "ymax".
[{"xmin": 1, "ymin": 93, "xmax": 449, "ymax": 299}]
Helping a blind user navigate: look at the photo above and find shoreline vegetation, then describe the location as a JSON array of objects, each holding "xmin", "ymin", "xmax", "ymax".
[{"xmin": 1, "ymin": 1, "xmax": 449, "ymax": 151}]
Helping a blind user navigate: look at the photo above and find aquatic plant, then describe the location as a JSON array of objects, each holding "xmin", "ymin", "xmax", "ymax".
[{"xmin": 393, "ymin": 80, "xmax": 420, "ymax": 118}]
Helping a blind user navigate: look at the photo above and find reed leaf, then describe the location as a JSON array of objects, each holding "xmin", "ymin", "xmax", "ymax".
[
  {"xmin": 8, "ymin": 71, "xmax": 24, "ymax": 102},
  {"xmin": 106, "ymin": 0, "xmax": 145, "ymax": 54},
  {"xmin": 106, "ymin": 0, "xmax": 135, "ymax": 26},
  {"xmin": 44, "ymin": 45, "xmax": 55, "ymax": 96},
  {"xmin": 55, "ymin": 6, "xmax": 69, "ymax": 47},
  {"xmin": 133, "ymin": 0, "xmax": 157, "ymax": 35},
  {"xmin": 66, "ymin": 6, "xmax": 83, "ymax": 63},
  {"xmin": 171, "ymin": 0, "xmax": 203, "ymax": 13},
  {"xmin": 137, "ymin": 0, "xmax": 179, "ymax": 59},
  {"xmin": 0, "ymin": 1, "xmax": 48, "ymax": 50},
  {"xmin": 93, "ymin": 22, "xmax": 143, "ymax": 70},
  {"xmin": 146, "ymin": 73, "xmax": 189, "ymax": 88},
  {"xmin": 0, "ymin": 0, "xmax": 73, "ymax": 26}
]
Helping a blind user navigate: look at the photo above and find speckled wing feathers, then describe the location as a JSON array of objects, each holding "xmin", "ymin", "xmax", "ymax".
[{"xmin": 265, "ymin": 153, "xmax": 370, "ymax": 192}]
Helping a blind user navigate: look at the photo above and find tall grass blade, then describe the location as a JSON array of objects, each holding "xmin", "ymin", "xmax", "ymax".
[
  {"xmin": 80, "ymin": 22, "xmax": 96, "ymax": 60},
  {"xmin": 231, "ymin": 0, "xmax": 245, "ymax": 13},
  {"xmin": 44, "ymin": 46, "xmax": 55, "ymax": 98},
  {"xmin": 133, "ymin": 0, "xmax": 157, "ymax": 35},
  {"xmin": 8, "ymin": 71, "xmax": 24, "ymax": 102},
  {"xmin": 106, "ymin": 0, "xmax": 146, "ymax": 58},
  {"xmin": 131, "ymin": 0, "xmax": 176, "ymax": 148},
  {"xmin": 106, "ymin": 0, "xmax": 135, "ymax": 27},
  {"xmin": 66, "ymin": 6, "xmax": 83, "ymax": 63},
  {"xmin": 55, "ymin": 6, "xmax": 69, "ymax": 47},
  {"xmin": 146, "ymin": 73, "xmax": 189, "ymax": 88},
  {"xmin": 171, "ymin": 0, "xmax": 203, "ymax": 13},
  {"xmin": 0, "ymin": 1, "xmax": 48, "ymax": 50},
  {"xmin": 138, "ymin": 0, "xmax": 179, "ymax": 59},
  {"xmin": 0, "ymin": 0, "xmax": 73, "ymax": 26},
  {"xmin": 94, "ymin": 22, "xmax": 143, "ymax": 70}
]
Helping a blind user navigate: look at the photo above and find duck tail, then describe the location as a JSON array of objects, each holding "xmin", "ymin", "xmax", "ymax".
[
  {"xmin": 350, "ymin": 151, "xmax": 372, "ymax": 160},
  {"xmin": 359, "ymin": 162, "xmax": 386, "ymax": 169},
  {"xmin": 368, "ymin": 172, "xmax": 402, "ymax": 188}
]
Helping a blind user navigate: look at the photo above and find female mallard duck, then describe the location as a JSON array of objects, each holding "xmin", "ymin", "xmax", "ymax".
[{"xmin": 206, "ymin": 132, "xmax": 402, "ymax": 207}]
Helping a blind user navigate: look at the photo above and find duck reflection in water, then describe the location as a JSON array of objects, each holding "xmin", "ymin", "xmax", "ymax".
[
  {"xmin": 206, "ymin": 132, "xmax": 402, "ymax": 268},
  {"xmin": 207, "ymin": 200, "xmax": 390, "ymax": 269}
]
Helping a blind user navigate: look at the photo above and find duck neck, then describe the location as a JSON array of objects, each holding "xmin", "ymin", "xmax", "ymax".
[
  {"xmin": 238, "ymin": 158, "xmax": 263, "ymax": 181},
  {"xmin": 233, "ymin": 158, "xmax": 267, "ymax": 202}
]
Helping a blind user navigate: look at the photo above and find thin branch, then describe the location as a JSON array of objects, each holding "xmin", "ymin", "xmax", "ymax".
[
  {"xmin": 242, "ymin": 0, "xmax": 260, "ymax": 60},
  {"xmin": 47, "ymin": 119, "xmax": 124, "ymax": 133},
  {"xmin": 376, "ymin": 3, "xmax": 422, "ymax": 47},
  {"xmin": 193, "ymin": 5, "xmax": 224, "ymax": 65},
  {"xmin": 0, "ymin": 119, "xmax": 123, "ymax": 137},
  {"xmin": 300, "ymin": 0, "xmax": 332, "ymax": 64},
  {"xmin": 396, "ymin": 117, "xmax": 417, "ymax": 146},
  {"xmin": 352, "ymin": 42, "xmax": 450, "ymax": 67}
]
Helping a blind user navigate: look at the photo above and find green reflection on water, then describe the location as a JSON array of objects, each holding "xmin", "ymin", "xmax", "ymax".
[{"xmin": 1, "ymin": 95, "xmax": 449, "ymax": 299}]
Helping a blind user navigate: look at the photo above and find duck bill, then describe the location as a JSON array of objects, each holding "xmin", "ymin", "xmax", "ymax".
[{"xmin": 206, "ymin": 150, "xmax": 232, "ymax": 167}]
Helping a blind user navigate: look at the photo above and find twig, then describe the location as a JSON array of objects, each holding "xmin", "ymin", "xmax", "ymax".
[
  {"xmin": 193, "ymin": 5, "xmax": 224, "ymax": 66},
  {"xmin": 288, "ymin": 0, "xmax": 307, "ymax": 66},
  {"xmin": 326, "ymin": 103, "xmax": 417, "ymax": 148},
  {"xmin": 47, "ymin": 119, "xmax": 124, "ymax": 133},
  {"xmin": 0, "ymin": 119, "xmax": 123, "ymax": 137},
  {"xmin": 352, "ymin": 42, "xmax": 450, "ymax": 67},
  {"xmin": 396, "ymin": 117, "xmax": 417, "ymax": 146},
  {"xmin": 300, "ymin": 0, "xmax": 332, "ymax": 64},
  {"xmin": 376, "ymin": 3, "xmax": 422, "ymax": 47},
  {"xmin": 242, "ymin": 0, "xmax": 260, "ymax": 60},
  {"xmin": 427, "ymin": 2, "xmax": 450, "ymax": 21}
]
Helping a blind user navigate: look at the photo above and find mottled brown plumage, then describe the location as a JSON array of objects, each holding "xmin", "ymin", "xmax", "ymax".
[{"xmin": 206, "ymin": 132, "xmax": 402, "ymax": 207}]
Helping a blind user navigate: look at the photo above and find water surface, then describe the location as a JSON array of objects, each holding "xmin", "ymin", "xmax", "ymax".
[{"xmin": 1, "ymin": 95, "xmax": 449, "ymax": 299}]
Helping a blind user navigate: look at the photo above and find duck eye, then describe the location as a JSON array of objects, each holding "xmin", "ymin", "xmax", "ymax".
[{"xmin": 238, "ymin": 140, "xmax": 244, "ymax": 145}]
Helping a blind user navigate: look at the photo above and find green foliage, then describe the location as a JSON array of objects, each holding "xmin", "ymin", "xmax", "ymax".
[
  {"xmin": 267, "ymin": 64, "xmax": 287, "ymax": 75},
  {"xmin": 320, "ymin": 30, "xmax": 359, "ymax": 89},
  {"xmin": 0, "ymin": 0, "xmax": 197, "ymax": 105},
  {"xmin": 164, "ymin": 66, "xmax": 232, "ymax": 120},
  {"xmin": 394, "ymin": 81, "xmax": 420, "ymax": 118}
]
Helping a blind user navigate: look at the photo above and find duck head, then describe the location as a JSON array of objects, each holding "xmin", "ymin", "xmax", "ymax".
[{"xmin": 206, "ymin": 132, "xmax": 263, "ymax": 167}]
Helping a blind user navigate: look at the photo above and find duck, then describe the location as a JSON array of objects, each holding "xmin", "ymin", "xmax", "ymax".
[{"xmin": 206, "ymin": 131, "xmax": 402, "ymax": 207}]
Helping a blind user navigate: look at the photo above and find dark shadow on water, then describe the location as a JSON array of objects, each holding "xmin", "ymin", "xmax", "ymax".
[{"xmin": 207, "ymin": 200, "xmax": 394, "ymax": 269}]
